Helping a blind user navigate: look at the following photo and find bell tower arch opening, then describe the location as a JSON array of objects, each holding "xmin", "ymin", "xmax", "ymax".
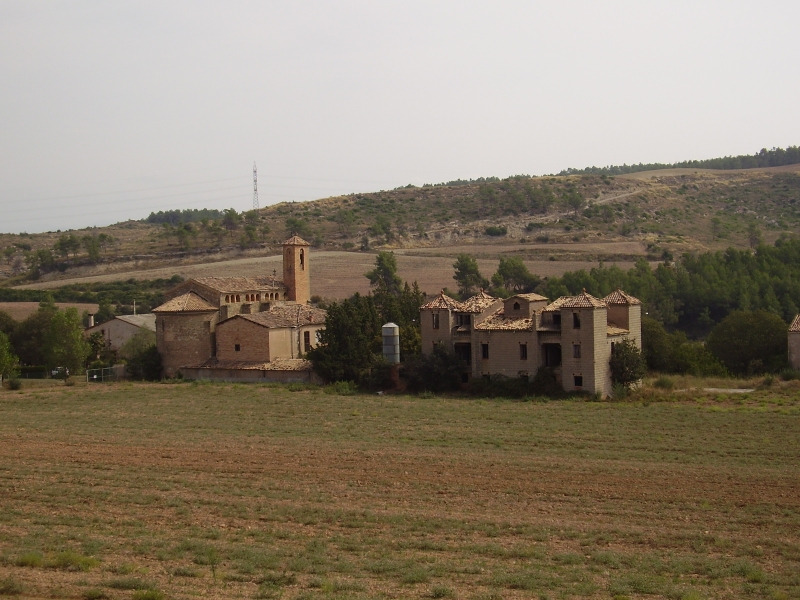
[{"xmin": 282, "ymin": 235, "xmax": 311, "ymax": 304}]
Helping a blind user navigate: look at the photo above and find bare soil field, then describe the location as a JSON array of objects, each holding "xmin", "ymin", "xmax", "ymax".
[
  {"xmin": 14, "ymin": 251, "xmax": 642, "ymax": 300},
  {"xmin": 0, "ymin": 302, "xmax": 99, "ymax": 321},
  {"xmin": 0, "ymin": 381, "xmax": 798, "ymax": 599}
]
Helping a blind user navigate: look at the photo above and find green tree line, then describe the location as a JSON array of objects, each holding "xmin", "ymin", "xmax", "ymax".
[{"xmin": 559, "ymin": 145, "xmax": 800, "ymax": 176}]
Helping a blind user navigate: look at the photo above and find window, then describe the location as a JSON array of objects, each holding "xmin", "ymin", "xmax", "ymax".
[
  {"xmin": 513, "ymin": 302, "xmax": 520, "ymax": 310},
  {"xmin": 225, "ymin": 295, "xmax": 230, "ymax": 302},
  {"xmin": 520, "ymin": 343, "xmax": 528, "ymax": 360},
  {"xmin": 610, "ymin": 342, "xmax": 616, "ymax": 354},
  {"xmin": 573, "ymin": 312, "xmax": 581, "ymax": 329},
  {"xmin": 432, "ymin": 313, "xmax": 440, "ymax": 329},
  {"xmin": 573, "ymin": 344, "xmax": 581, "ymax": 358},
  {"xmin": 236, "ymin": 294, "xmax": 241, "ymax": 303},
  {"xmin": 304, "ymin": 331, "xmax": 311, "ymax": 352},
  {"xmin": 234, "ymin": 344, "xmax": 241, "ymax": 352},
  {"xmin": 553, "ymin": 313, "xmax": 561, "ymax": 326},
  {"xmin": 482, "ymin": 343, "xmax": 489, "ymax": 359},
  {"xmin": 574, "ymin": 375, "xmax": 583, "ymax": 387},
  {"xmin": 300, "ymin": 249, "xmax": 305, "ymax": 270}
]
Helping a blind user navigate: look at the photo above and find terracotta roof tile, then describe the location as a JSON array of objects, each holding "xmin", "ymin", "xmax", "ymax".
[
  {"xmin": 513, "ymin": 292, "xmax": 549, "ymax": 302},
  {"xmin": 542, "ymin": 296, "xmax": 571, "ymax": 312},
  {"xmin": 420, "ymin": 292, "xmax": 464, "ymax": 311},
  {"xmin": 559, "ymin": 290, "xmax": 607, "ymax": 309},
  {"xmin": 283, "ymin": 235, "xmax": 310, "ymax": 246},
  {"xmin": 232, "ymin": 304, "xmax": 327, "ymax": 329},
  {"xmin": 790, "ymin": 314, "xmax": 800, "ymax": 332},
  {"xmin": 603, "ymin": 288, "xmax": 642, "ymax": 305},
  {"xmin": 607, "ymin": 325, "xmax": 630, "ymax": 336},
  {"xmin": 153, "ymin": 292, "xmax": 217, "ymax": 313},
  {"xmin": 474, "ymin": 309, "xmax": 534, "ymax": 331},
  {"xmin": 460, "ymin": 290, "xmax": 498, "ymax": 313}
]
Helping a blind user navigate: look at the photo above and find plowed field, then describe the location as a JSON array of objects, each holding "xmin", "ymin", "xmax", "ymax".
[{"xmin": 0, "ymin": 382, "xmax": 798, "ymax": 599}]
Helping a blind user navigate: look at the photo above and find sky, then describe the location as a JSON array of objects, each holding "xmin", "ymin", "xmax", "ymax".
[{"xmin": 1, "ymin": 1, "xmax": 799, "ymax": 234}]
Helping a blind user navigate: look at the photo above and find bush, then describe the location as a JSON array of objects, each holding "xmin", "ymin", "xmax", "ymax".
[
  {"xmin": 484, "ymin": 225, "xmax": 507, "ymax": 236},
  {"xmin": 6, "ymin": 378, "xmax": 21, "ymax": 391},
  {"xmin": 324, "ymin": 381, "xmax": 357, "ymax": 396},
  {"xmin": 469, "ymin": 368, "xmax": 563, "ymax": 399},
  {"xmin": 609, "ymin": 339, "xmax": 646, "ymax": 389},
  {"xmin": 780, "ymin": 368, "xmax": 800, "ymax": 381},
  {"xmin": 706, "ymin": 310, "xmax": 788, "ymax": 374},
  {"xmin": 0, "ymin": 576, "xmax": 23, "ymax": 596},
  {"xmin": 132, "ymin": 592, "xmax": 164, "ymax": 600},
  {"xmin": 653, "ymin": 376, "xmax": 674, "ymax": 390},
  {"xmin": 47, "ymin": 551, "xmax": 98, "ymax": 571},
  {"xmin": 404, "ymin": 346, "xmax": 465, "ymax": 393}
]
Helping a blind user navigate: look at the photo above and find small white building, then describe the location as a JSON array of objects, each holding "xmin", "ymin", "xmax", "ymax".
[{"xmin": 85, "ymin": 314, "xmax": 156, "ymax": 353}]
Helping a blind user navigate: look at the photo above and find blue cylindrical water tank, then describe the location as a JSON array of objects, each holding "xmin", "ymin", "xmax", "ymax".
[{"xmin": 382, "ymin": 322, "xmax": 400, "ymax": 364}]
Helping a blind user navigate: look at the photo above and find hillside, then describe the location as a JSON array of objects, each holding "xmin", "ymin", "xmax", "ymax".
[{"xmin": 1, "ymin": 165, "xmax": 799, "ymax": 290}]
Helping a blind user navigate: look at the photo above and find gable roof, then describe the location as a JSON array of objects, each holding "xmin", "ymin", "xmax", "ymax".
[
  {"xmin": 228, "ymin": 304, "xmax": 327, "ymax": 329},
  {"xmin": 542, "ymin": 296, "xmax": 571, "ymax": 312},
  {"xmin": 603, "ymin": 288, "xmax": 642, "ymax": 306},
  {"xmin": 420, "ymin": 291, "xmax": 464, "ymax": 311},
  {"xmin": 790, "ymin": 314, "xmax": 800, "ymax": 332},
  {"xmin": 116, "ymin": 314, "xmax": 156, "ymax": 331},
  {"xmin": 153, "ymin": 292, "xmax": 217, "ymax": 313},
  {"xmin": 460, "ymin": 290, "xmax": 498, "ymax": 313}
]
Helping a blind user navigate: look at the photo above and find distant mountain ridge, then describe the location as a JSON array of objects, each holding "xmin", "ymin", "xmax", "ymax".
[{"xmin": 559, "ymin": 146, "xmax": 800, "ymax": 176}]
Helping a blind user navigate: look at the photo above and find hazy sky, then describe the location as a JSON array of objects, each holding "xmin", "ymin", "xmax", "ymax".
[{"xmin": 1, "ymin": 1, "xmax": 798, "ymax": 234}]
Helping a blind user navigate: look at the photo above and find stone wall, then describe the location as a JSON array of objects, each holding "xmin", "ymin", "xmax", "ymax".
[{"xmin": 157, "ymin": 312, "xmax": 218, "ymax": 377}]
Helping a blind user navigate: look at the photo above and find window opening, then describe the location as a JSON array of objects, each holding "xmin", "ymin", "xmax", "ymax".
[
  {"xmin": 520, "ymin": 344, "xmax": 528, "ymax": 360},
  {"xmin": 304, "ymin": 331, "xmax": 311, "ymax": 352},
  {"xmin": 234, "ymin": 344, "xmax": 241, "ymax": 352},
  {"xmin": 573, "ymin": 344, "xmax": 581, "ymax": 358},
  {"xmin": 573, "ymin": 312, "xmax": 581, "ymax": 328},
  {"xmin": 513, "ymin": 302, "xmax": 520, "ymax": 310},
  {"xmin": 574, "ymin": 375, "xmax": 583, "ymax": 387},
  {"xmin": 432, "ymin": 313, "xmax": 440, "ymax": 329},
  {"xmin": 481, "ymin": 343, "xmax": 489, "ymax": 359}
]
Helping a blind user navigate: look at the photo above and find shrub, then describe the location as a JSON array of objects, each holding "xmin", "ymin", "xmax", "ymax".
[
  {"xmin": 484, "ymin": 226, "xmax": 507, "ymax": 237},
  {"xmin": 780, "ymin": 368, "xmax": 800, "ymax": 381},
  {"xmin": 132, "ymin": 592, "xmax": 164, "ymax": 600},
  {"xmin": 16, "ymin": 551, "xmax": 43, "ymax": 567},
  {"xmin": 83, "ymin": 590, "xmax": 109, "ymax": 600},
  {"xmin": 6, "ymin": 378, "xmax": 21, "ymax": 391},
  {"xmin": 48, "ymin": 551, "xmax": 98, "ymax": 571},
  {"xmin": 653, "ymin": 376, "xmax": 674, "ymax": 390},
  {"xmin": 430, "ymin": 585, "xmax": 455, "ymax": 598},
  {"xmin": 706, "ymin": 310, "xmax": 788, "ymax": 374},
  {"xmin": 609, "ymin": 339, "xmax": 646, "ymax": 389},
  {"xmin": 172, "ymin": 566, "xmax": 198, "ymax": 577},
  {"xmin": 323, "ymin": 381, "xmax": 357, "ymax": 396},
  {"xmin": 404, "ymin": 346, "xmax": 465, "ymax": 393},
  {"xmin": 0, "ymin": 576, "xmax": 23, "ymax": 596}
]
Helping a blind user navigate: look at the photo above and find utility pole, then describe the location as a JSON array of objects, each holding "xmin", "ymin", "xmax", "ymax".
[{"xmin": 253, "ymin": 162, "xmax": 259, "ymax": 211}]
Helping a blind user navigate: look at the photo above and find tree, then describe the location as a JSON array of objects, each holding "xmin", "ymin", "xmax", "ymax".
[
  {"xmin": 747, "ymin": 222, "xmax": 763, "ymax": 249},
  {"xmin": 453, "ymin": 254, "xmax": 489, "ymax": 298},
  {"xmin": 706, "ymin": 310, "xmax": 788, "ymax": 374},
  {"xmin": 11, "ymin": 298, "xmax": 58, "ymax": 365},
  {"xmin": 0, "ymin": 331, "xmax": 19, "ymax": 378},
  {"xmin": 563, "ymin": 189, "xmax": 585, "ymax": 215},
  {"xmin": 404, "ymin": 345, "xmax": 464, "ymax": 392},
  {"xmin": 222, "ymin": 209, "xmax": 241, "ymax": 231},
  {"xmin": 609, "ymin": 339, "xmax": 646, "ymax": 388},
  {"xmin": 307, "ymin": 294, "xmax": 382, "ymax": 382},
  {"xmin": 365, "ymin": 251, "xmax": 403, "ymax": 296},
  {"xmin": 0, "ymin": 310, "xmax": 16, "ymax": 337},
  {"xmin": 334, "ymin": 209, "xmax": 356, "ymax": 236},
  {"xmin": 120, "ymin": 330, "xmax": 161, "ymax": 380},
  {"xmin": 43, "ymin": 308, "xmax": 90, "ymax": 374},
  {"xmin": 490, "ymin": 257, "xmax": 539, "ymax": 296}
]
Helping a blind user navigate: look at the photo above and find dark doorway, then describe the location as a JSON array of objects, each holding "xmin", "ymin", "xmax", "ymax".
[{"xmin": 543, "ymin": 343, "xmax": 562, "ymax": 367}]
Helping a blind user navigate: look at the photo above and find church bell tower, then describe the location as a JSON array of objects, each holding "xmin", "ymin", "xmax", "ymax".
[{"xmin": 282, "ymin": 235, "xmax": 311, "ymax": 304}]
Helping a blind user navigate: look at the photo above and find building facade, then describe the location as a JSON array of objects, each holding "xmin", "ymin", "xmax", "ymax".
[
  {"xmin": 84, "ymin": 314, "xmax": 156, "ymax": 353},
  {"xmin": 153, "ymin": 236, "xmax": 323, "ymax": 380},
  {"xmin": 420, "ymin": 288, "xmax": 642, "ymax": 397},
  {"xmin": 790, "ymin": 314, "xmax": 800, "ymax": 370}
]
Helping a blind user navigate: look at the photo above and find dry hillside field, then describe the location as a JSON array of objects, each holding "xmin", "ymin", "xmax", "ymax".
[{"xmin": 1, "ymin": 383, "xmax": 799, "ymax": 600}]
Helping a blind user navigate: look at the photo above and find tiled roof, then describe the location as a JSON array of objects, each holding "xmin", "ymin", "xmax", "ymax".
[
  {"xmin": 153, "ymin": 292, "xmax": 217, "ymax": 313},
  {"xmin": 188, "ymin": 358, "xmax": 314, "ymax": 371},
  {"xmin": 460, "ymin": 290, "xmax": 498, "ymax": 313},
  {"xmin": 607, "ymin": 325, "xmax": 630, "ymax": 336},
  {"xmin": 790, "ymin": 314, "xmax": 800, "ymax": 332},
  {"xmin": 559, "ymin": 290, "xmax": 607, "ymax": 309},
  {"xmin": 233, "ymin": 304, "xmax": 327, "ymax": 329},
  {"xmin": 603, "ymin": 289, "xmax": 642, "ymax": 305},
  {"xmin": 474, "ymin": 309, "xmax": 534, "ymax": 331},
  {"xmin": 283, "ymin": 235, "xmax": 310, "ymax": 246},
  {"xmin": 116, "ymin": 314, "xmax": 157, "ymax": 331},
  {"xmin": 420, "ymin": 292, "xmax": 464, "ymax": 311},
  {"xmin": 542, "ymin": 296, "xmax": 571, "ymax": 312},
  {"xmin": 191, "ymin": 276, "xmax": 285, "ymax": 293},
  {"xmin": 513, "ymin": 292, "xmax": 549, "ymax": 302}
]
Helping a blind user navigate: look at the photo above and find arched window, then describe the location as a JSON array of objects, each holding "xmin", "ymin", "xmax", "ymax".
[
  {"xmin": 513, "ymin": 302, "xmax": 520, "ymax": 310},
  {"xmin": 236, "ymin": 295, "xmax": 240, "ymax": 302},
  {"xmin": 225, "ymin": 295, "xmax": 229, "ymax": 303}
]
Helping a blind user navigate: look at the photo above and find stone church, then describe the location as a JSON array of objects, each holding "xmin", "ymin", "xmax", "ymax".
[
  {"xmin": 153, "ymin": 236, "xmax": 326, "ymax": 381},
  {"xmin": 420, "ymin": 287, "xmax": 642, "ymax": 396}
]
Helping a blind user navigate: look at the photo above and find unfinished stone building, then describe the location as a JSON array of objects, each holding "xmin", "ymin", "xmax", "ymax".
[
  {"xmin": 153, "ymin": 235, "xmax": 325, "ymax": 381},
  {"xmin": 420, "ymin": 288, "xmax": 642, "ymax": 397}
]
